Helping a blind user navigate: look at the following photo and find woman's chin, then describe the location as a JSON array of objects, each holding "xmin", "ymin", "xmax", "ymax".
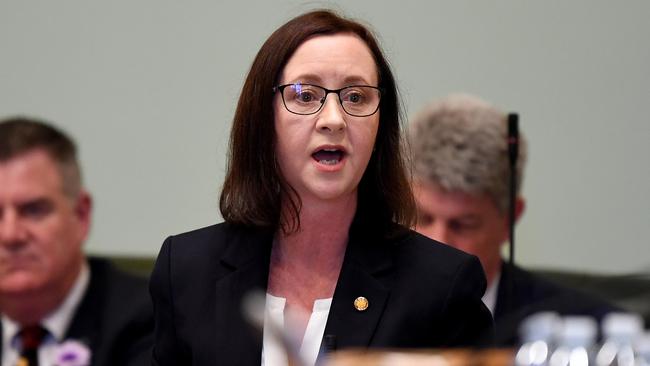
[{"xmin": 302, "ymin": 184, "xmax": 357, "ymax": 203}]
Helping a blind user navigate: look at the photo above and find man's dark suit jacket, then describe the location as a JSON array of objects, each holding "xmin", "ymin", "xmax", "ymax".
[
  {"xmin": 0, "ymin": 257, "xmax": 154, "ymax": 366},
  {"xmin": 493, "ymin": 262, "xmax": 619, "ymax": 346},
  {"xmin": 150, "ymin": 221, "xmax": 494, "ymax": 365}
]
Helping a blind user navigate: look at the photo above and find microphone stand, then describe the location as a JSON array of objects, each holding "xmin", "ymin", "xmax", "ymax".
[
  {"xmin": 507, "ymin": 113, "xmax": 519, "ymax": 268},
  {"xmin": 507, "ymin": 113, "xmax": 519, "ymax": 316}
]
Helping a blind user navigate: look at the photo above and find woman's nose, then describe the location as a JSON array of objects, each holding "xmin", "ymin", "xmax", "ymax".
[{"xmin": 316, "ymin": 94, "xmax": 346, "ymax": 132}]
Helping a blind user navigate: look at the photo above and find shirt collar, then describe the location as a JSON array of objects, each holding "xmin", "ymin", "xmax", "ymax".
[
  {"xmin": 1, "ymin": 314, "xmax": 19, "ymax": 352},
  {"xmin": 481, "ymin": 270, "xmax": 501, "ymax": 315},
  {"xmin": 1, "ymin": 259, "xmax": 90, "ymax": 347},
  {"xmin": 42, "ymin": 260, "xmax": 90, "ymax": 341}
]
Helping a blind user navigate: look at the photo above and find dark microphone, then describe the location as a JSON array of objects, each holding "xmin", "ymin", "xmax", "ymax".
[
  {"xmin": 322, "ymin": 334, "xmax": 337, "ymax": 353},
  {"xmin": 507, "ymin": 113, "xmax": 519, "ymax": 267},
  {"xmin": 316, "ymin": 334, "xmax": 337, "ymax": 365},
  {"xmin": 242, "ymin": 291, "xmax": 307, "ymax": 366},
  {"xmin": 508, "ymin": 113, "xmax": 519, "ymax": 168},
  {"xmin": 505, "ymin": 113, "xmax": 520, "ymax": 317}
]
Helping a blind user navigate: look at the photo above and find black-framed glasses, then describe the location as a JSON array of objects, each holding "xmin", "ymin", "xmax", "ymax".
[{"xmin": 273, "ymin": 83, "xmax": 381, "ymax": 117}]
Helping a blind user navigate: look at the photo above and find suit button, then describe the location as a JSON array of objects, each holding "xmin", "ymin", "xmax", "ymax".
[{"xmin": 354, "ymin": 296, "xmax": 369, "ymax": 311}]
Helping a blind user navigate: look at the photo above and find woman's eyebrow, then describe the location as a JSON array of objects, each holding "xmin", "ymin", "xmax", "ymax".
[
  {"xmin": 282, "ymin": 74, "xmax": 375, "ymax": 86},
  {"xmin": 282, "ymin": 74, "xmax": 322, "ymax": 85},
  {"xmin": 341, "ymin": 75, "xmax": 374, "ymax": 85}
]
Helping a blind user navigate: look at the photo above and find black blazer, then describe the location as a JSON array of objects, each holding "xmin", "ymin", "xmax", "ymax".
[
  {"xmin": 493, "ymin": 262, "xmax": 619, "ymax": 346},
  {"xmin": 0, "ymin": 257, "xmax": 154, "ymax": 366},
  {"xmin": 150, "ymin": 221, "xmax": 494, "ymax": 365}
]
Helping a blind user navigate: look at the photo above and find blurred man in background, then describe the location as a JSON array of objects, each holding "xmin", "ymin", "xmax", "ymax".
[
  {"xmin": 0, "ymin": 117, "xmax": 152, "ymax": 366},
  {"xmin": 408, "ymin": 94, "xmax": 618, "ymax": 345}
]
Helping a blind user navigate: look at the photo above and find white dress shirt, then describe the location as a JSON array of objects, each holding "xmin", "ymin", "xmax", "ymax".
[
  {"xmin": 481, "ymin": 270, "xmax": 501, "ymax": 315},
  {"xmin": 1, "ymin": 261, "xmax": 90, "ymax": 366},
  {"xmin": 261, "ymin": 293, "xmax": 332, "ymax": 366}
]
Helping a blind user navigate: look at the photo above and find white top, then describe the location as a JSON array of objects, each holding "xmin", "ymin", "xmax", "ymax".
[
  {"xmin": 1, "ymin": 261, "xmax": 90, "ymax": 366},
  {"xmin": 261, "ymin": 293, "xmax": 332, "ymax": 366},
  {"xmin": 481, "ymin": 270, "xmax": 500, "ymax": 315}
]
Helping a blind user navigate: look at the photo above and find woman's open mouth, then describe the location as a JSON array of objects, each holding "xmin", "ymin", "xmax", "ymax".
[{"xmin": 312, "ymin": 148, "xmax": 346, "ymax": 165}]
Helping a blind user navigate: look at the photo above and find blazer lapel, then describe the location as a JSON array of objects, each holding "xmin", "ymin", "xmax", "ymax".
[
  {"xmin": 211, "ymin": 225, "xmax": 273, "ymax": 365},
  {"xmin": 322, "ymin": 224, "xmax": 393, "ymax": 349},
  {"xmin": 494, "ymin": 262, "xmax": 519, "ymax": 321},
  {"xmin": 65, "ymin": 261, "xmax": 104, "ymax": 350}
]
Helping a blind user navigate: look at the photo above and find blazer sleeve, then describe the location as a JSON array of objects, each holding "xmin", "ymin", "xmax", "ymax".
[
  {"xmin": 438, "ymin": 255, "xmax": 495, "ymax": 347},
  {"xmin": 149, "ymin": 236, "xmax": 186, "ymax": 365}
]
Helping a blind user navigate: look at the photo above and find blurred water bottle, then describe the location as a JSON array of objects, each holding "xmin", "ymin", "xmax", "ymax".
[
  {"xmin": 549, "ymin": 316, "xmax": 598, "ymax": 366},
  {"xmin": 634, "ymin": 332, "xmax": 650, "ymax": 366},
  {"xmin": 516, "ymin": 312, "xmax": 562, "ymax": 366},
  {"xmin": 595, "ymin": 313, "xmax": 644, "ymax": 366}
]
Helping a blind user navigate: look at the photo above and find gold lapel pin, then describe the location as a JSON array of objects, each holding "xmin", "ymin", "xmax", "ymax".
[{"xmin": 354, "ymin": 296, "xmax": 369, "ymax": 311}]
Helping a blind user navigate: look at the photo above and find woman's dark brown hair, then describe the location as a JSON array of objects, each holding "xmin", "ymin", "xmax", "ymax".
[{"xmin": 219, "ymin": 9, "xmax": 415, "ymax": 234}]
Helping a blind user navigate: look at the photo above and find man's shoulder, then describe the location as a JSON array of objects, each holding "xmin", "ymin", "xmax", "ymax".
[
  {"xmin": 494, "ymin": 263, "xmax": 620, "ymax": 346},
  {"xmin": 85, "ymin": 257, "xmax": 150, "ymax": 311},
  {"xmin": 87, "ymin": 257, "xmax": 148, "ymax": 289},
  {"xmin": 507, "ymin": 264, "xmax": 602, "ymax": 300},
  {"xmin": 499, "ymin": 263, "xmax": 619, "ymax": 318}
]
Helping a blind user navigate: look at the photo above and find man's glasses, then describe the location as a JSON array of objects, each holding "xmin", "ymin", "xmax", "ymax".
[{"xmin": 273, "ymin": 83, "xmax": 381, "ymax": 117}]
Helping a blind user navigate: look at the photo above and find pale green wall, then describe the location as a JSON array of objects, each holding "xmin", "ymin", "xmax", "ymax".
[{"xmin": 1, "ymin": 0, "xmax": 648, "ymax": 273}]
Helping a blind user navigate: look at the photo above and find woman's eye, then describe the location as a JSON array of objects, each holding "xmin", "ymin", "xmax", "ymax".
[
  {"xmin": 344, "ymin": 91, "xmax": 365, "ymax": 104},
  {"xmin": 298, "ymin": 92, "xmax": 314, "ymax": 102}
]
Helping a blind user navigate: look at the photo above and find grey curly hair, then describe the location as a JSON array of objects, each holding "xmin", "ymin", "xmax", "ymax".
[{"xmin": 408, "ymin": 93, "xmax": 527, "ymax": 214}]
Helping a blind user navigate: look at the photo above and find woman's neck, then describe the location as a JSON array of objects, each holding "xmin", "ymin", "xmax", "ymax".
[{"xmin": 274, "ymin": 193, "xmax": 356, "ymax": 269}]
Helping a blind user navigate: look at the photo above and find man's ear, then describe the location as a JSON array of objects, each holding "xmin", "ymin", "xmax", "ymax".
[
  {"xmin": 75, "ymin": 190, "xmax": 93, "ymax": 241},
  {"xmin": 514, "ymin": 196, "xmax": 526, "ymax": 223}
]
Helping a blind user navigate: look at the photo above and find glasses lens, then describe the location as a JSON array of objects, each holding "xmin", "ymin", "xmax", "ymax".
[
  {"xmin": 340, "ymin": 86, "xmax": 381, "ymax": 117},
  {"xmin": 282, "ymin": 84, "xmax": 326, "ymax": 114}
]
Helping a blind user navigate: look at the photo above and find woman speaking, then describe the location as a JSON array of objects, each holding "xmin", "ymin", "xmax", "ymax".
[{"xmin": 150, "ymin": 10, "xmax": 493, "ymax": 366}]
